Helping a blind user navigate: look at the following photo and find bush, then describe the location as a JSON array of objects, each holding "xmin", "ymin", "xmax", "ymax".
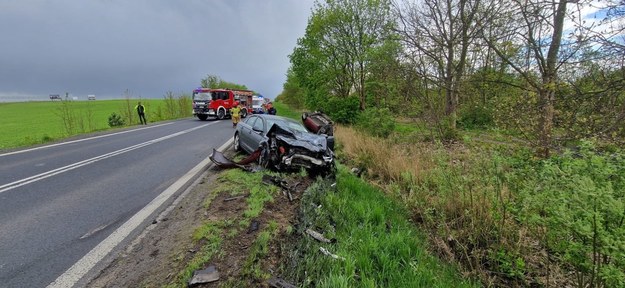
[
  {"xmin": 355, "ymin": 107, "xmax": 396, "ymax": 138},
  {"xmin": 108, "ymin": 112, "xmax": 125, "ymax": 127},
  {"xmin": 322, "ymin": 96, "xmax": 360, "ymax": 124},
  {"xmin": 516, "ymin": 140, "xmax": 625, "ymax": 287},
  {"xmin": 459, "ymin": 106, "xmax": 494, "ymax": 129}
]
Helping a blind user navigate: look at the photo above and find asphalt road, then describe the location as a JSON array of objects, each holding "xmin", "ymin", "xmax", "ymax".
[{"xmin": 0, "ymin": 118, "xmax": 234, "ymax": 288}]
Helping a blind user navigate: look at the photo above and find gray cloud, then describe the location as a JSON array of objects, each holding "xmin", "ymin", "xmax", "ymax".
[{"xmin": 0, "ymin": 0, "xmax": 313, "ymax": 101}]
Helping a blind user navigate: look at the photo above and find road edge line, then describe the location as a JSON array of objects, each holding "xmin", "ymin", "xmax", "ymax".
[{"xmin": 47, "ymin": 138, "xmax": 233, "ymax": 288}]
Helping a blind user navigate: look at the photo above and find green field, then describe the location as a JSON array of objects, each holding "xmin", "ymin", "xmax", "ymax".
[{"xmin": 0, "ymin": 99, "xmax": 187, "ymax": 150}]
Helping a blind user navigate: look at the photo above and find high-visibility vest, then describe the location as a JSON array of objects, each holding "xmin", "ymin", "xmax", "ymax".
[
  {"xmin": 231, "ymin": 106, "xmax": 241, "ymax": 117},
  {"xmin": 135, "ymin": 105, "xmax": 145, "ymax": 114}
]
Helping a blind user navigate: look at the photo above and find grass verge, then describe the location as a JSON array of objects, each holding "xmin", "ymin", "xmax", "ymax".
[
  {"xmin": 282, "ymin": 168, "xmax": 476, "ymax": 287},
  {"xmin": 165, "ymin": 168, "xmax": 281, "ymax": 287}
]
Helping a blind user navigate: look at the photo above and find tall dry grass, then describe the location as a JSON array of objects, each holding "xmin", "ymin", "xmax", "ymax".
[{"xmin": 335, "ymin": 125, "xmax": 435, "ymax": 184}]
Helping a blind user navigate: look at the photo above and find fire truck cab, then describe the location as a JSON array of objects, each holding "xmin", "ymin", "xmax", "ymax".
[{"xmin": 192, "ymin": 88, "xmax": 253, "ymax": 121}]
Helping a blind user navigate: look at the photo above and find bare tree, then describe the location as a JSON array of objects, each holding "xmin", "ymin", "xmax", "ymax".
[
  {"xmin": 395, "ymin": 0, "xmax": 485, "ymax": 129},
  {"xmin": 478, "ymin": 0, "xmax": 582, "ymax": 157}
]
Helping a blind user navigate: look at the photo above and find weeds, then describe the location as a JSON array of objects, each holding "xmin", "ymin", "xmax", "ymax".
[
  {"xmin": 56, "ymin": 98, "xmax": 78, "ymax": 135},
  {"xmin": 241, "ymin": 221, "xmax": 279, "ymax": 281},
  {"xmin": 166, "ymin": 222, "xmax": 223, "ymax": 288},
  {"xmin": 169, "ymin": 168, "xmax": 281, "ymax": 287},
  {"xmin": 335, "ymin": 124, "xmax": 625, "ymax": 287},
  {"xmin": 162, "ymin": 91, "xmax": 192, "ymax": 120}
]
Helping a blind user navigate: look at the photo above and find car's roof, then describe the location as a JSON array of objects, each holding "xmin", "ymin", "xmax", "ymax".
[
  {"xmin": 249, "ymin": 114, "xmax": 308, "ymax": 132},
  {"xmin": 251, "ymin": 114, "xmax": 296, "ymax": 122}
]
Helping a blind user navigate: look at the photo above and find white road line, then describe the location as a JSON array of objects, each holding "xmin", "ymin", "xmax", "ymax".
[
  {"xmin": 0, "ymin": 122, "xmax": 173, "ymax": 158},
  {"xmin": 47, "ymin": 138, "xmax": 234, "ymax": 288},
  {"xmin": 0, "ymin": 123, "xmax": 214, "ymax": 194}
]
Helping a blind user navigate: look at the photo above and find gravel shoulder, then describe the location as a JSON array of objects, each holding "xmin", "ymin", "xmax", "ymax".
[{"xmin": 88, "ymin": 167, "xmax": 224, "ymax": 287}]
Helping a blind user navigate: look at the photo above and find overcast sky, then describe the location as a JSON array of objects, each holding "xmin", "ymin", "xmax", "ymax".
[{"xmin": 0, "ymin": 0, "xmax": 315, "ymax": 101}]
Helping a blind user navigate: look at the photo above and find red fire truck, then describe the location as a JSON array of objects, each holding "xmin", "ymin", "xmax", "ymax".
[{"xmin": 192, "ymin": 88, "xmax": 253, "ymax": 121}]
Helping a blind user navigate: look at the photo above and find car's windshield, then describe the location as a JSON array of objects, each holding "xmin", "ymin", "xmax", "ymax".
[
  {"xmin": 193, "ymin": 92, "xmax": 214, "ymax": 101},
  {"xmin": 267, "ymin": 118, "xmax": 308, "ymax": 133}
]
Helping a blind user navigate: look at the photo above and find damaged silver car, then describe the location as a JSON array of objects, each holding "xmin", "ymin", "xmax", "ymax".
[{"xmin": 233, "ymin": 114, "xmax": 335, "ymax": 173}]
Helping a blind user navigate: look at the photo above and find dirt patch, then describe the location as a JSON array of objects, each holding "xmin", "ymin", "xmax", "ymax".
[
  {"xmin": 87, "ymin": 165, "xmax": 313, "ymax": 288},
  {"xmin": 200, "ymin": 175, "xmax": 312, "ymax": 287}
]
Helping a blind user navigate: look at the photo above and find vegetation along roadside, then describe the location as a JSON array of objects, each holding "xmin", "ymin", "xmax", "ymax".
[
  {"xmin": 0, "ymin": 92, "xmax": 191, "ymax": 150},
  {"xmin": 274, "ymin": 0, "xmax": 625, "ymax": 286}
]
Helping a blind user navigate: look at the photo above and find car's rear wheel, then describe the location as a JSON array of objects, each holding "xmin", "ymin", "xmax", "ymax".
[
  {"xmin": 233, "ymin": 133, "xmax": 241, "ymax": 152},
  {"xmin": 241, "ymin": 109, "xmax": 247, "ymax": 118},
  {"xmin": 217, "ymin": 109, "xmax": 225, "ymax": 120}
]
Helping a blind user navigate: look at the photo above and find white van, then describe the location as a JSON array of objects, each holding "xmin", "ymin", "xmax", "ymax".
[{"xmin": 87, "ymin": 95, "xmax": 96, "ymax": 100}]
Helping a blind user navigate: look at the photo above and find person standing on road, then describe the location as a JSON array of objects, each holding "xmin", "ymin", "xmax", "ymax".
[
  {"xmin": 231, "ymin": 102, "xmax": 241, "ymax": 128},
  {"xmin": 135, "ymin": 102, "xmax": 147, "ymax": 125}
]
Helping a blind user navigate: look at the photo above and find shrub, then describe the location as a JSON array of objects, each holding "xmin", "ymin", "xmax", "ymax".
[
  {"xmin": 516, "ymin": 140, "xmax": 625, "ymax": 287},
  {"xmin": 107, "ymin": 112, "xmax": 125, "ymax": 127},
  {"xmin": 459, "ymin": 106, "xmax": 494, "ymax": 129},
  {"xmin": 322, "ymin": 96, "xmax": 360, "ymax": 124},
  {"xmin": 355, "ymin": 107, "xmax": 396, "ymax": 138}
]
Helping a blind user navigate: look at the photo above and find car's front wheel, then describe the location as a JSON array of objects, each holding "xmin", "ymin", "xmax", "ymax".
[
  {"xmin": 233, "ymin": 133, "xmax": 241, "ymax": 152},
  {"xmin": 217, "ymin": 109, "xmax": 225, "ymax": 120}
]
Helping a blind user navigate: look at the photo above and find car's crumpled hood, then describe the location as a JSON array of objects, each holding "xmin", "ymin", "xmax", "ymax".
[{"xmin": 267, "ymin": 123, "xmax": 328, "ymax": 153}]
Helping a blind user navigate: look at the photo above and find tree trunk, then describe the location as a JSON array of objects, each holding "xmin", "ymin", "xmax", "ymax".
[
  {"xmin": 538, "ymin": 0, "xmax": 567, "ymax": 157},
  {"xmin": 538, "ymin": 87, "xmax": 555, "ymax": 157},
  {"xmin": 359, "ymin": 61, "xmax": 366, "ymax": 110}
]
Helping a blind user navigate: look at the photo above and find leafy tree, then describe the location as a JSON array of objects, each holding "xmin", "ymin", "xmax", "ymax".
[
  {"xmin": 200, "ymin": 74, "xmax": 248, "ymax": 90},
  {"xmin": 275, "ymin": 68, "xmax": 306, "ymax": 109},
  {"xmin": 289, "ymin": 0, "xmax": 397, "ymax": 113}
]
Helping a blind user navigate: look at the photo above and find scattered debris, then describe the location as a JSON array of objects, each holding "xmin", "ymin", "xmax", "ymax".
[
  {"xmin": 268, "ymin": 277, "xmax": 297, "ymax": 288},
  {"xmin": 319, "ymin": 247, "xmax": 345, "ymax": 261},
  {"xmin": 248, "ymin": 220, "xmax": 260, "ymax": 233},
  {"xmin": 262, "ymin": 175, "xmax": 300, "ymax": 202},
  {"xmin": 305, "ymin": 229, "xmax": 333, "ymax": 243},
  {"xmin": 188, "ymin": 265, "xmax": 220, "ymax": 286},
  {"xmin": 262, "ymin": 175, "xmax": 287, "ymax": 187},
  {"xmin": 350, "ymin": 167, "xmax": 364, "ymax": 177},
  {"xmin": 209, "ymin": 148, "xmax": 261, "ymax": 171},
  {"xmin": 224, "ymin": 195, "xmax": 246, "ymax": 202}
]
